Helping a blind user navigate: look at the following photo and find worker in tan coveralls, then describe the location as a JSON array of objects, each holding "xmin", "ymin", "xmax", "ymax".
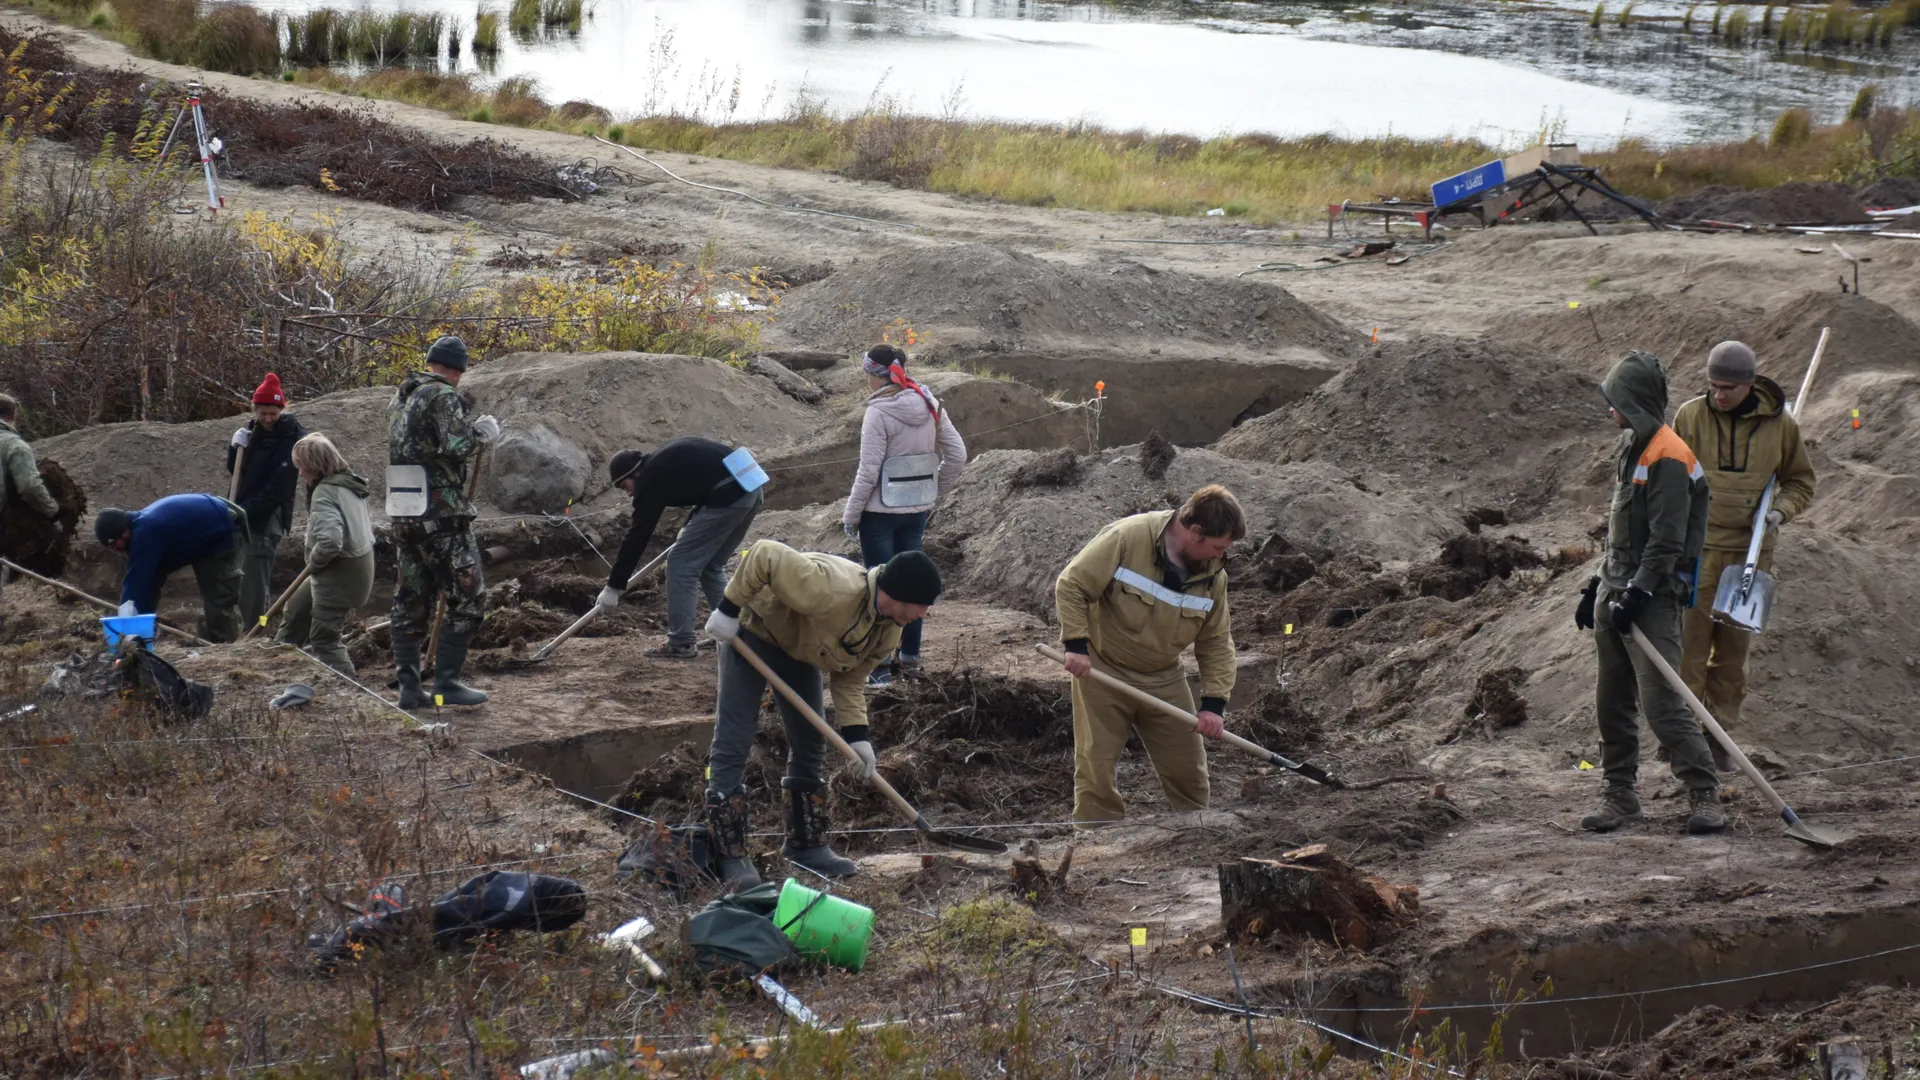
[
  {"xmin": 1055, "ymin": 484, "xmax": 1244, "ymax": 827},
  {"xmin": 1671, "ymin": 341, "xmax": 1816, "ymax": 770}
]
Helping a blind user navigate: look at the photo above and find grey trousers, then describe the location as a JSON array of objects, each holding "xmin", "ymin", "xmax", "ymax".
[
  {"xmin": 708, "ymin": 630, "xmax": 828, "ymax": 797},
  {"xmin": 190, "ymin": 538, "xmax": 244, "ymax": 644},
  {"xmin": 1595, "ymin": 588, "xmax": 1718, "ymax": 792},
  {"xmin": 279, "ymin": 552, "xmax": 375, "ymax": 674},
  {"xmin": 666, "ymin": 488, "xmax": 763, "ymax": 648},
  {"xmin": 239, "ymin": 519, "xmax": 286, "ymax": 631}
]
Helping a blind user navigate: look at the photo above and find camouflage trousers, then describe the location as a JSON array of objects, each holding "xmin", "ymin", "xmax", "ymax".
[{"xmin": 391, "ymin": 519, "xmax": 485, "ymax": 642}]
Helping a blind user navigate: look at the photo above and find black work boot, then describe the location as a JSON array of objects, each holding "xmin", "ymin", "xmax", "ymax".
[
  {"xmin": 705, "ymin": 790, "xmax": 762, "ymax": 891},
  {"xmin": 1686, "ymin": 787, "xmax": 1728, "ymax": 834},
  {"xmin": 782, "ymin": 777, "xmax": 858, "ymax": 879},
  {"xmin": 393, "ymin": 632, "xmax": 432, "ymax": 710},
  {"xmin": 1580, "ymin": 785, "xmax": 1643, "ymax": 832},
  {"xmin": 432, "ymin": 627, "xmax": 489, "ymax": 707}
]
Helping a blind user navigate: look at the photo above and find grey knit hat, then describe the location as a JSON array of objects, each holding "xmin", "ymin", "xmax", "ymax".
[
  {"xmin": 1707, "ymin": 341, "xmax": 1756, "ymax": 383},
  {"xmin": 426, "ymin": 335, "xmax": 470, "ymax": 372}
]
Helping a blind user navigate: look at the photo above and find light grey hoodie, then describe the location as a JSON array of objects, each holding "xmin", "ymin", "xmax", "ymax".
[
  {"xmin": 306, "ymin": 470, "xmax": 375, "ymax": 568},
  {"xmin": 843, "ymin": 383, "xmax": 967, "ymax": 525}
]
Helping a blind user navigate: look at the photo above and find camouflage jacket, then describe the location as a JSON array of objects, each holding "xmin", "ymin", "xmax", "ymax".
[{"xmin": 388, "ymin": 371, "xmax": 481, "ymax": 521}]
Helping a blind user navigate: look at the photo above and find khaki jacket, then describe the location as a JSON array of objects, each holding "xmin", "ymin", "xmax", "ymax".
[
  {"xmin": 724, "ymin": 540, "xmax": 901, "ymax": 730},
  {"xmin": 1055, "ymin": 510, "xmax": 1236, "ymax": 702},
  {"xmin": 1671, "ymin": 377, "xmax": 1816, "ymax": 555},
  {"xmin": 0, "ymin": 420, "xmax": 58, "ymax": 519}
]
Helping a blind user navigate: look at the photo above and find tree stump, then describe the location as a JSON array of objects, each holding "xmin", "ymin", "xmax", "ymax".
[{"xmin": 1218, "ymin": 844, "xmax": 1417, "ymax": 950}]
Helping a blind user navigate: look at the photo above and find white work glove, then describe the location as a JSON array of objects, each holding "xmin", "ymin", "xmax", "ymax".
[
  {"xmin": 704, "ymin": 608, "xmax": 740, "ymax": 642},
  {"xmin": 843, "ymin": 522, "xmax": 859, "ymax": 543},
  {"xmin": 117, "ymin": 600, "xmax": 137, "ymax": 617},
  {"xmin": 595, "ymin": 586, "xmax": 621, "ymax": 612},
  {"xmin": 1765, "ymin": 510, "xmax": 1785, "ymax": 528},
  {"xmin": 471, "ymin": 415, "xmax": 502, "ymax": 444},
  {"xmin": 230, "ymin": 427, "xmax": 251, "ymax": 448},
  {"xmin": 846, "ymin": 739, "xmax": 877, "ymax": 780}
]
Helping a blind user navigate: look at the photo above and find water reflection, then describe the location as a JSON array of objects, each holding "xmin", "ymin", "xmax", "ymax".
[{"xmin": 238, "ymin": 0, "xmax": 1920, "ymax": 145}]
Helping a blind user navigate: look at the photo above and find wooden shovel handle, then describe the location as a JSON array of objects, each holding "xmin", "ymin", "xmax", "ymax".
[
  {"xmin": 1035, "ymin": 642, "xmax": 1269, "ymax": 760},
  {"xmin": 724, "ymin": 634, "xmax": 923, "ymax": 827},
  {"xmin": 244, "ymin": 564, "xmax": 312, "ymax": 641},
  {"xmin": 1628, "ymin": 625, "xmax": 1789, "ymax": 816},
  {"xmin": 0, "ymin": 557, "xmax": 209, "ymax": 646}
]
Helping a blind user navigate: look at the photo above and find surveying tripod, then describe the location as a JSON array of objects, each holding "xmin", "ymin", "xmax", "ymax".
[{"xmin": 149, "ymin": 81, "xmax": 225, "ymax": 214}]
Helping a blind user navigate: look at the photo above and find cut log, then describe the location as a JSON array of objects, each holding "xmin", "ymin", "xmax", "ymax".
[{"xmin": 1219, "ymin": 845, "xmax": 1418, "ymax": 950}]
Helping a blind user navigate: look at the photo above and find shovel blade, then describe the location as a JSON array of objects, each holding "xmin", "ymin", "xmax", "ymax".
[
  {"xmin": 1782, "ymin": 810, "xmax": 1841, "ymax": 849},
  {"xmin": 1710, "ymin": 564, "xmax": 1776, "ymax": 633},
  {"xmin": 914, "ymin": 813, "xmax": 1008, "ymax": 854}
]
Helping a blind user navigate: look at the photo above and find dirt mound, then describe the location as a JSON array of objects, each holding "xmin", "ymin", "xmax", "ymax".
[
  {"xmin": 1659, "ymin": 182, "xmax": 1872, "ymax": 225},
  {"xmin": 1009, "ymin": 447, "xmax": 1083, "ymax": 489},
  {"xmin": 924, "ymin": 444, "xmax": 1463, "ymax": 618},
  {"xmin": 1214, "ymin": 336, "xmax": 1604, "ymax": 520},
  {"xmin": 768, "ymin": 245, "xmax": 1355, "ymax": 357},
  {"xmin": 1881, "ymin": 211, "xmax": 1920, "ymax": 232},
  {"xmin": 0, "ymin": 459, "xmax": 86, "ymax": 577},
  {"xmin": 38, "ymin": 352, "xmax": 816, "ymax": 522},
  {"xmin": 1857, "ymin": 176, "xmax": 1920, "ymax": 208}
]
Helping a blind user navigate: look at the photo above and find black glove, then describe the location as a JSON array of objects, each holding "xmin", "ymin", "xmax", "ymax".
[
  {"xmin": 1608, "ymin": 586, "xmax": 1652, "ymax": 634},
  {"xmin": 1574, "ymin": 576, "xmax": 1599, "ymax": 630}
]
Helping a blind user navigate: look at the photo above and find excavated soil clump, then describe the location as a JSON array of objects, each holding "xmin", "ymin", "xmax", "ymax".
[
  {"xmin": 1858, "ymin": 177, "xmax": 1920, "ymax": 208},
  {"xmin": 1405, "ymin": 534, "xmax": 1544, "ymax": 602},
  {"xmin": 769, "ymin": 244, "xmax": 1356, "ymax": 356},
  {"xmin": 1138, "ymin": 431, "xmax": 1177, "ymax": 480},
  {"xmin": 1659, "ymin": 182, "xmax": 1872, "ymax": 225},
  {"xmin": 0, "ymin": 459, "xmax": 86, "ymax": 577},
  {"xmin": 1008, "ymin": 447, "xmax": 1084, "ymax": 490},
  {"xmin": 1214, "ymin": 336, "xmax": 1602, "ymax": 521}
]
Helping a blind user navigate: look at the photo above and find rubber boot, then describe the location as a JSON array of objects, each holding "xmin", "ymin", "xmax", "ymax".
[
  {"xmin": 782, "ymin": 777, "xmax": 857, "ymax": 879},
  {"xmin": 705, "ymin": 790, "xmax": 762, "ymax": 891},
  {"xmin": 432, "ymin": 627, "xmax": 489, "ymax": 707},
  {"xmin": 393, "ymin": 631, "xmax": 432, "ymax": 710},
  {"xmin": 1686, "ymin": 787, "xmax": 1728, "ymax": 834},
  {"xmin": 1580, "ymin": 785, "xmax": 1643, "ymax": 833}
]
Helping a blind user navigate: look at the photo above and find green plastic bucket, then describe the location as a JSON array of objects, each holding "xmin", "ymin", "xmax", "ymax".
[{"xmin": 773, "ymin": 878, "xmax": 874, "ymax": 972}]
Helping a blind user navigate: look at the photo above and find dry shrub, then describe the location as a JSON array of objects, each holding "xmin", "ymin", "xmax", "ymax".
[
  {"xmin": 846, "ymin": 110, "xmax": 943, "ymax": 187},
  {"xmin": 181, "ymin": 4, "xmax": 281, "ymax": 75}
]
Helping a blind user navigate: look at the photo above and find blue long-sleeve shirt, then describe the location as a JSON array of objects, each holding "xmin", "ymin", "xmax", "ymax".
[{"xmin": 121, "ymin": 494, "xmax": 239, "ymax": 613}]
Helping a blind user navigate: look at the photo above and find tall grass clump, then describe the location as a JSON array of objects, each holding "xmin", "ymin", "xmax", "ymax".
[
  {"xmin": 284, "ymin": 7, "xmax": 336, "ymax": 65},
  {"xmin": 1724, "ymin": 6, "xmax": 1750, "ymax": 41},
  {"xmin": 1848, "ymin": 83, "xmax": 1879, "ymax": 123},
  {"xmin": 1771, "ymin": 107, "xmax": 1815, "ymax": 147},
  {"xmin": 1616, "ymin": 2, "xmax": 1636, "ymax": 27},
  {"xmin": 1589, "ymin": 2, "xmax": 1605, "ymax": 27},
  {"xmin": 472, "ymin": 5, "xmax": 501, "ymax": 55}
]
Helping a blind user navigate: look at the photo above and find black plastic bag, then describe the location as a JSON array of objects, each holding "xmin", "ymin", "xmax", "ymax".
[
  {"xmin": 115, "ymin": 640, "xmax": 213, "ymax": 722},
  {"xmin": 307, "ymin": 872, "xmax": 587, "ymax": 971}
]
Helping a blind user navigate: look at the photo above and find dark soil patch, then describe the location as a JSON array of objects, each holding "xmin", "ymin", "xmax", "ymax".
[
  {"xmin": 1237, "ymin": 532, "xmax": 1327, "ymax": 594},
  {"xmin": 1857, "ymin": 176, "xmax": 1920, "ymax": 209},
  {"xmin": 1238, "ymin": 686, "xmax": 1324, "ymax": 752},
  {"xmin": 1008, "ymin": 447, "xmax": 1083, "ymax": 490},
  {"xmin": 1658, "ymin": 182, "xmax": 1872, "ymax": 225},
  {"xmin": 1139, "ymin": 431, "xmax": 1176, "ymax": 480},
  {"xmin": 0, "ymin": 28, "xmax": 588, "ymax": 212},
  {"xmin": 614, "ymin": 740, "xmax": 706, "ymax": 821},
  {"xmin": 1406, "ymin": 534, "xmax": 1543, "ymax": 602},
  {"xmin": 1440, "ymin": 665, "xmax": 1530, "ymax": 744},
  {"xmin": 1324, "ymin": 795, "xmax": 1463, "ymax": 852},
  {"xmin": 1880, "ymin": 211, "xmax": 1920, "ymax": 232},
  {"xmin": 511, "ymin": 563, "xmax": 609, "ymax": 613},
  {"xmin": 0, "ymin": 459, "xmax": 86, "ymax": 577},
  {"xmin": 472, "ymin": 603, "xmax": 570, "ymax": 652}
]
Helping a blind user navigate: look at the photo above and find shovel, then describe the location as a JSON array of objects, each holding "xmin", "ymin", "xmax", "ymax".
[
  {"xmin": 1629, "ymin": 625, "xmax": 1838, "ymax": 848},
  {"xmin": 1710, "ymin": 327, "xmax": 1830, "ymax": 634},
  {"xmin": 506, "ymin": 542, "xmax": 676, "ymax": 669},
  {"xmin": 0, "ymin": 557, "xmax": 210, "ymax": 646},
  {"xmin": 243, "ymin": 564, "xmax": 312, "ymax": 642},
  {"xmin": 1038, "ymin": 643, "xmax": 1346, "ymax": 789},
  {"xmin": 725, "ymin": 635, "xmax": 1008, "ymax": 855}
]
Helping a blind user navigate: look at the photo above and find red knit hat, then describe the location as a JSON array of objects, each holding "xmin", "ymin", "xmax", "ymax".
[{"xmin": 252, "ymin": 373, "xmax": 285, "ymax": 407}]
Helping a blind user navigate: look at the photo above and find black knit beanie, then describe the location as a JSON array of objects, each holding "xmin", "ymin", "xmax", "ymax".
[
  {"xmin": 426, "ymin": 335, "xmax": 470, "ymax": 372},
  {"xmin": 877, "ymin": 550, "xmax": 942, "ymax": 606},
  {"xmin": 608, "ymin": 449, "xmax": 647, "ymax": 485},
  {"xmin": 94, "ymin": 507, "xmax": 132, "ymax": 546}
]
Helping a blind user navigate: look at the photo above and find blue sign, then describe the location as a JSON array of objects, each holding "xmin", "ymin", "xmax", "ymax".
[{"xmin": 1430, "ymin": 159, "xmax": 1507, "ymax": 210}]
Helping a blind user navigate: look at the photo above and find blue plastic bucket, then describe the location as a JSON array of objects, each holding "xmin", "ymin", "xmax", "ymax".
[{"xmin": 101, "ymin": 614, "xmax": 157, "ymax": 649}]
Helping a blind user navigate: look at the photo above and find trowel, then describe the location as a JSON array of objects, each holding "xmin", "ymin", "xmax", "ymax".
[
  {"xmin": 1631, "ymin": 626, "xmax": 1838, "ymax": 848},
  {"xmin": 1710, "ymin": 327, "xmax": 1829, "ymax": 634}
]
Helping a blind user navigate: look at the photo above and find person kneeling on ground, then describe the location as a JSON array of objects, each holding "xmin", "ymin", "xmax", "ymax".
[
  {"xmin": 1055, "ymin": 484, "xmax": 1244, "ymax": 828},
  {"xmin": 599, "ymin": 436, "xmax": 766, "ymax": 659},
  {"xmin": 95, "ymin": 494, "xmax": 248, "ymax": 643},
  {"xmin": 701, "ymin": 539, "xmax": 942, "ymax": 889},
  {"xmin": 277, "ymin": 433, "xmax": 375, "ymax": 676},
  {"xmin": 1575, "ymin": 350, "xmax": 1725, "ymax": 835}
]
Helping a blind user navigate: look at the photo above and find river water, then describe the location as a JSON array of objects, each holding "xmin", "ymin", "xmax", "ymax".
[{"xmin": 241, "ymin": 0, "xmax": 1920, "ymax": 147}]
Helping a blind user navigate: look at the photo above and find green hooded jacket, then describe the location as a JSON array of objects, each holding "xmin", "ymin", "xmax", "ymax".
[
  {"xmin": 305, "ymin": 471, "xmax": 375, "ymax": 569},
  {"xmin": 1599, "ymin": 351, "xmax": 1710, "ymax": 598},
  {"xmin": 0, "ymin": 419, "xmax": 58, "ymax": 520}
]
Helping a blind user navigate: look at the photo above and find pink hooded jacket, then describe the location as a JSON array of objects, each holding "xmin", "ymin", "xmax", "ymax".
[{"xmin": 843, "ymin": 383, "xmax": 967, "ymax": 526}]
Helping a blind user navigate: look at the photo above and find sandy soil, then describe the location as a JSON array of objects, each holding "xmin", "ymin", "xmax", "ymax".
[{"xmin": 7, "ymin": 7, "xmax": 1920, "ymax": 1073}]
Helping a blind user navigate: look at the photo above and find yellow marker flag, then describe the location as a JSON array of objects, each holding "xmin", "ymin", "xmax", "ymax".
[
  {"xmin": 1130, "ymin": 927, "xmax": 1147, "ymax": 947},
  {"xmin": 434, "ymin": 694, "xmax": 445, "ymax": 708},
  {"xmin": 258, "ymin": 616, "xmax": 268, "ymax": 626},
  {"xmin": 1568, "ymin": 301, "xmax": 1581, "ymax": 309},
  {"xmin": 1577, "ymin": 760, "xmax": 1595, "ymax": 771},
  {"xmin": 1284, "ymin": 623, "xmax": 1294, "ymax": 635}
]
